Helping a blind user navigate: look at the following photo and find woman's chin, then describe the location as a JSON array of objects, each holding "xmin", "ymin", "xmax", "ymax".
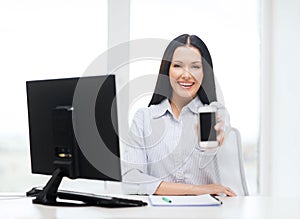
[{"xmin": 174, "ymin": 91, "xmax": 197, "ymax": 100}]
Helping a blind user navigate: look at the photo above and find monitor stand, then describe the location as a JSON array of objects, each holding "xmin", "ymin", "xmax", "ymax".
[
  {"xmin": 27, "ymin": 168, "xmax": 147, "ymax": 207},
  {"xmin": 30, "ymin": 168, "xmax": 87, "ymax": 206}
]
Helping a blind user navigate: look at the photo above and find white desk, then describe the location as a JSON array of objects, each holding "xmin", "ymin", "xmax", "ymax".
[{"xmin": 0, "ymin": 195, "xmax": 299, "ymax": 219}]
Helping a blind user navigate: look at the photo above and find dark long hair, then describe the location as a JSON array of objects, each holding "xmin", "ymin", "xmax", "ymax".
[{"xmin": 148, "ymin": 34, "xmax": 217, "ymax": 106}]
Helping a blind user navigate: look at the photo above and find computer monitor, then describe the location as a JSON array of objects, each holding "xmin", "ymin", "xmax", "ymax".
[{"xmin": 26, "ymin": 75, "xmax": 122, "ymax": 206}]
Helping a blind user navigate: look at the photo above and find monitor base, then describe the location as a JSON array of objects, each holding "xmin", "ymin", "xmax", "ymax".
[{"xmin": 27, "ymin": 168, "xmax": 147, "ymax": 208}]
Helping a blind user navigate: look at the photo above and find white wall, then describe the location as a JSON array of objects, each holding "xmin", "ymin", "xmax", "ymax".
[{"xmin": 260, "ymin": 0, "xmax": 300, "ymax": 197}]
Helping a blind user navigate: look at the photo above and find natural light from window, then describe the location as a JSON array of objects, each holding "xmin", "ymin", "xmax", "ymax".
[{"xmin": 0, "ymin": 0, "xmax": 107, "ymax": 191}]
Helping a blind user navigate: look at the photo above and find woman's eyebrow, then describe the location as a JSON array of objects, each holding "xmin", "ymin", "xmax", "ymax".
[
  {"xmin": 172, "ymin": 60, "xmax": 183, "ymax": 63},
  {"xmin": 172, "ymin": 60, "xmax": 202, "ymax": 64},
  {"xmin": 191, "ymin": 61, "xmax": 202, "ymax": 64}
]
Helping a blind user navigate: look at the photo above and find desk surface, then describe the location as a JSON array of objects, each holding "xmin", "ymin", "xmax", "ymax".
[{"xmin": 0, "ymin": 195, "xmax": 299, "ymax": 219}]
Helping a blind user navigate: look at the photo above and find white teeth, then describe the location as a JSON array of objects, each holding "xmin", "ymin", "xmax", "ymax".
[{"xmin": 178, "ymin": 82, "xmax": 194, "ymax": 87}]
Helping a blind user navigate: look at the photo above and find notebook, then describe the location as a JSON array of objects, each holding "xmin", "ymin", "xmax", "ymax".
[{"xmin": 148, "ymin": 194, "xmax": 222, "ymax": 206}]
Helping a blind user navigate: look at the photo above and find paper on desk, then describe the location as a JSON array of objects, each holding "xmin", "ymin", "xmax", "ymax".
[{"xmin": 148, "ymin": 194, "xmax": 222, "ymax": 206}]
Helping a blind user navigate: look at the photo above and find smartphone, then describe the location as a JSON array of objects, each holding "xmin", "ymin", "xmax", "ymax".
[{"xmin": 198, "ymin": 106, "xmax": 218, "ymax": 148}]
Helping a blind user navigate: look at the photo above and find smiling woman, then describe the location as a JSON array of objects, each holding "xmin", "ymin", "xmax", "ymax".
[
  {"xmin": 130, "ymin": 0, "xmax": 260, "ymax": 195},
  {"xmin": 122, "ymin": 34, "xmax": 236, "ymax": 197}
]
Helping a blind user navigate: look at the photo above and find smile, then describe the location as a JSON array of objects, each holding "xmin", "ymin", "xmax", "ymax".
[{"xmin": 177, "ymin": 81, "xmax": 195, "ymax": 88}]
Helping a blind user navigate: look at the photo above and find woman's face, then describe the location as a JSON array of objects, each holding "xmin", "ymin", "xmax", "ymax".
[{"xmin": 169, "ymin": 46, "xmax": 203, "ymax": 101}]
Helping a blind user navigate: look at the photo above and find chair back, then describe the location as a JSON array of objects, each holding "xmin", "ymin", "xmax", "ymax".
[{"xmin": 217, "ymin": 128, "xmax": 249, "ymax": 196}]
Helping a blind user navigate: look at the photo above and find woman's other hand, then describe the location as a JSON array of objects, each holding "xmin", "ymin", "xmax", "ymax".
[
  {"xmin": 196, "ymin": 183, "xmax": 237, "ymax": 197},
  {"xmin": 155, "ymin": 181, "xmax": 237, "ymax": 197}
]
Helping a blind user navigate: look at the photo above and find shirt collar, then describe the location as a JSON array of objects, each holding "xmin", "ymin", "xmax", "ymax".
[
  {"xmin": 185, "ymin": 96, "xmax": 203, "ymax": 114},
  {"xmin": 150, "ymin": 96, "xmax": 203, "ymax": 119},
  {"xmin": 149, "ymin": 99, "xmax": 171, "ymax": 119}
]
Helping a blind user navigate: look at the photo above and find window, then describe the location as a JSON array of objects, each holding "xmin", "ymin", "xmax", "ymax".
[{"xmin": 0, "ymin": 0, "xmax": 107, "ymax": 191}]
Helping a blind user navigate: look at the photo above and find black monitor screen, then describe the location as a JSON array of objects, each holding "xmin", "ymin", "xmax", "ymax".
[{"xmin": 26, "ymin": 75, "xmax": 121, "ymax": 182}]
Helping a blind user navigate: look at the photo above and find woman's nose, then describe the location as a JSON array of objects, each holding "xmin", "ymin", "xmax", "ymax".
[{"xmin": 182, "ymin": 68, "xmax": 191, "ymax": 79}]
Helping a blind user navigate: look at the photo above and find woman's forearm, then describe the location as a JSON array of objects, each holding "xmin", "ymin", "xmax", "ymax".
[
  {"xmin": 154, "ymin": 181, "xmax": 197, "ymax": 195},
  {"xmin": 154, "ymin": 181, "xmax": 236, "ymax": 197}
]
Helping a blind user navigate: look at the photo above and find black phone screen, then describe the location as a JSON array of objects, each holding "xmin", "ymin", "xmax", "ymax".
[{"xmin": 199, "ymin": 112, "xmax": 217, "ymax": 141}]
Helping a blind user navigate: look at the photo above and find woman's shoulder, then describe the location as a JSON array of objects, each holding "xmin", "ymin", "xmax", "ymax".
[
  {"xmin": 132, "ymin": 102, "xmax": 166, "ymax": 122},
  {"xmin": 130, "ymin": 107, "xmax": 151, "ymax": 124},
  {"xmin": 133, "ymin": 107, "xmax": 150, "ymax": 118}
]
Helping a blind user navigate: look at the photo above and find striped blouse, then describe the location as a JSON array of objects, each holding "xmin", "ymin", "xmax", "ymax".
[{"xmin": 121, "ymin": 97, "xmax": 221, "ymax": 195}]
